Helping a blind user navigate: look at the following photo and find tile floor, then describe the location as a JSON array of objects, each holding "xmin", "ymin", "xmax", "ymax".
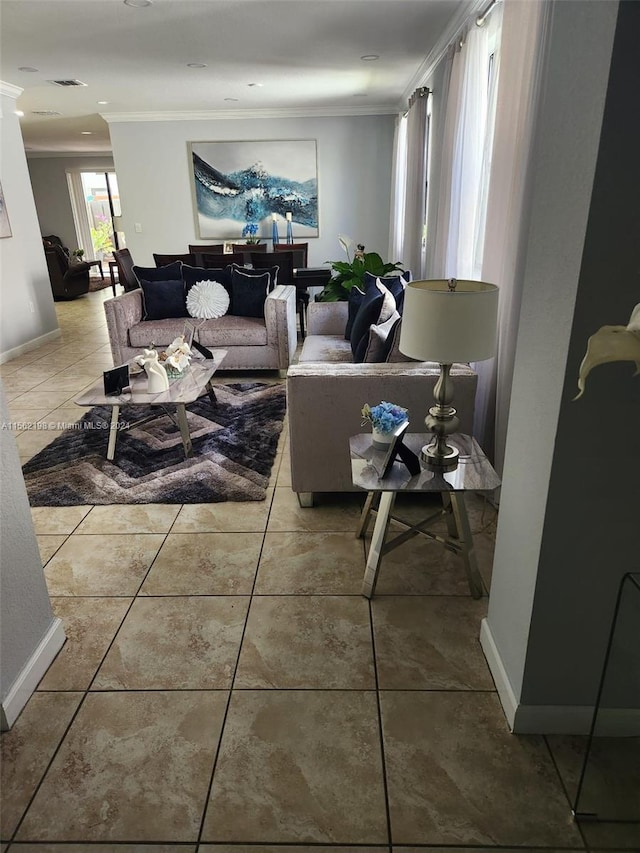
[{"xmin": 1, "ymin": 290, "xmax": 637, "ymax": 851}]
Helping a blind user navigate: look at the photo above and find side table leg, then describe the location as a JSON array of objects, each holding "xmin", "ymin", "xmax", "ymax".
[
  {"xmin": 449, "ymin": 492, "xmax": 484, "ymax": 599},
  {"xmin": 362, "ymin": 491, "xmax": 396, "ymax": 599},
  {"xmin": 356, "ymin": 491, "xmax": 377, "ymax": 539},
  {"xmin": 176, "ymin": 404, "xmax": 193, "ymax": 458},
  {"xmin": 205, "ymin": 379, "xmax": 218, "ymax": 407},
  {"xmin": 107, "ymin": 404, "xmax": 120, "ymax": 461}
]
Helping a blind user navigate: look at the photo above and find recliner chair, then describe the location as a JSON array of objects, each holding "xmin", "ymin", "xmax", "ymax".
[{"xmin": 45, "ymin": 245, "xmax": 91, "ymax": 301}]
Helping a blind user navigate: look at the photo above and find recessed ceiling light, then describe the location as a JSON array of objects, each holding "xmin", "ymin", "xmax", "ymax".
[
  {"xmin": 247, "ymin": 82, "xmax": 263, "ymax": 88},
  {"xmin": 360, "ymin": 54, "xmax": 380, "ymax": 61},
  {"xmin": 224, "ymin": 97, "xmax": 239, "ymax": 102},
  {"xmin": 18, "ymin": 66, "xmax": 39, "ymax": 73},
  {"xmin": 14, "ymin": 110, "xmax": 25, "ymax": 117},
  {"xmin": 124, "ymin": 0, "xmax": 152, "ymax": 7},
  {"xmin": 81, "ymin": 131, "xmax": 93, "ymax": 135},
  {"xmin": 97, "ymin": 100, "xmax": 109, "ymax": 105},
  {"xmin": 187, "ymin": 63, "xmax": 207, "ymax": 69}
]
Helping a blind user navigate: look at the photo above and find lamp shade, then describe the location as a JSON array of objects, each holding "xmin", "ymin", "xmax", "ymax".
[{"xmin": 399, "ymin": 279, "xmax": 498, "ymax": 363}]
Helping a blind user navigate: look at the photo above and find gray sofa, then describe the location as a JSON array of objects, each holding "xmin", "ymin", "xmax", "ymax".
[
  {"xmin": 103, "ymin": 285, "xmax": 298, "ymax": 372},
  {"xmin": 287, "ymin": 301, "xmax": 478, "ymax": 505}
]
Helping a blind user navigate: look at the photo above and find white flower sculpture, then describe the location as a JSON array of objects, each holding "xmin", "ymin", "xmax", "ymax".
[
  {"xmin": 186, "ymin": 280, "xmax": 230, "ymax": 319},
  {"xmin": 162, "ymin": 335, "xmax": 192, "ymax": 372}
]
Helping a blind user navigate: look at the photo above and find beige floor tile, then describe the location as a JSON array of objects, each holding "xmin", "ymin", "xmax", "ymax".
[
  {"xmin": 17, "ymin": 691, "xmax": 227, "ymax": 843},
  {"xmin": 172, "ymin": 492, "xmax": 273, "ymax": 532},
  {"xmin": 275, "ymin": 445, "xmax": 292, "ymax": 487},
  {"xmin": 36, "ymin": 534, "xmax": 67, "ymax": 565},
  {"xmin": 201, "ymin": 848, "xmax": 383, "ymax": 853},
  {"xmin": 38, "ymin": 597, "xmax": 132, "ymax": 690},
  {"xmin": 268, "ymin": 487, "xmax": 365, "ymax": 532},
  {"xmin": 379, "ymin": 691, "xmax": 582, "ymax": 847},
  {"xmin": 202, "ymin": 690, "xmax": 387, "ymax": 843},
  {"xmin": 235, "ymin": 595, "xmax": 375, "ymax": 689},
  {"xmin": 372, "ymin": 596, "xmax": 494, "ymax": 690},
  {"xmin": 30, "ymin": 506, "xmax": 91, "ymax": 534},
  {"xmin": 5, "ymin": 406, "xmax": 57, "ymax": 425},
  {"xmin": 93, "ymin": 596, "xmax": 249, "ymax": 689},
  {"xmin": 11, "ymin": 392, "xmax": 76, "ymax": 410},
  {"xmin": 44, "ymin": 534, "xmax": 165, "ymax": 596},
  {"xmin": 15, "ymin": 428, "xmax": 66, "ymax": 459},
  {"xmin": 395, "ymin": 848, "xmax": 583, "ymax": 853},
  {"xmin": 140, "ymin": 532, "xmax": 262, "ymax": 595},
  {"xmin": 9, "ymin": 846, "xmax": 195, "ymax": 852},
  {"xmin": 579, "ymin": 821, "xmax": 640, "ymax": 849},
  {"xmin": 0, "ymin": 692, "xmax": 82, "ymax": 838},
  {"xmin": 76, "ymin": 504, "xmax": 180, "ymax": 534},
  {"xmin": 255, "ymin": 532, "xmax": 366, "ymax": 594}
]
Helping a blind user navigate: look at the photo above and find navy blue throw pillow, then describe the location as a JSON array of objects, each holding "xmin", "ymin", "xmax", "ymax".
[
  {"xmin": 350, "ymin": 281, "xmax": 397, "ymax": 358},
  {"xmin": 182, "ymin": 264, "xmax": 232, "ymax": 306},
  {"xmin": 345, "ymin": 286, "xmax": 365, "ymax": 341},
  {"xmin": 363, "ymin": 271, "xmax": 411, "ymax": 314},
  {"xmin": 139, "ymin": 279, "xmax": 188, "ymax": 320},
  {"xmin": 229, "ymin": 263, "xmax": 279, "ymax": 292},
  {"xmin": 230, "ymin": 268, "xmax": 270, "ymax": 318},
  {"xmin": 132, "ymin": 261, "xmax": 183, "ymax": 285}
]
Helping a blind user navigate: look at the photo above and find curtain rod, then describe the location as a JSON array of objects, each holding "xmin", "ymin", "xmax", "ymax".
[
  {"xmin": 476, "ymin": 0, "xmax": 499, "ymax": 27},
  {"xmin": 408, "ymin": 86, "xmax": 430, "ymax": 111}
]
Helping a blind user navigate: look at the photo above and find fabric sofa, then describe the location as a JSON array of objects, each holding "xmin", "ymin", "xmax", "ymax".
[
  {"xmin": 104, "ymin": 284, "xmax": 297, "ymax": 372},
  {"xmin": 286, "ymin": 301, "xmax": 478, "ymax": 504}
]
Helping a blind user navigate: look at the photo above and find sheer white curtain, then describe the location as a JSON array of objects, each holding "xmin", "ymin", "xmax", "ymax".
[
  {"xmin": 400, "ymin": 89, "xmax": 429, "ymax": 278},
  {"xmin": 474, "ymin": 0, "xmax": 550, "ymax": 471},
  {"xmin": 388, "ymin": 113, "xmax": 408, "ymax": 263}
]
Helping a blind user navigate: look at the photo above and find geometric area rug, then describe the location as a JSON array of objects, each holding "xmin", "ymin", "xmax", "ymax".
[{"xmin": 22, "ymin": 382, "xmax": 286, "ymax": 505}]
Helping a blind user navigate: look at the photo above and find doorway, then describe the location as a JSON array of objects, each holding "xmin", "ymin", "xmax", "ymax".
[{"xmin": 67, "ymin": 170, "xmax": 123, "ymax": 263}]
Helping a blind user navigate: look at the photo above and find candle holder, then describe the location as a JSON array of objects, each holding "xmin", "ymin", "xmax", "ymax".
[
  {"xmin": 271, "ymin": 216, "xmax": 279, "ymax": 245},
  {"xmin": 286, "ymin": 212, "xmax": 293, "ymax": 244}
]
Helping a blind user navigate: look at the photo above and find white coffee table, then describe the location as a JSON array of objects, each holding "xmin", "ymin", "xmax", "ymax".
[{"xmin": 75, "ymin": 351, "xmax": 227, "ymax": 461}]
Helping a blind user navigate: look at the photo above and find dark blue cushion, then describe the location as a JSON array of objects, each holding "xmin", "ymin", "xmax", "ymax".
[
  {"xmin": 350, "ymin": 281, "xmax": 397, "ymax": 359},
  {"xmin": 363, "ymin": 271, "xmax": 411, "ymax": 314},
  {"xmin": 132, "ymin": 261, "xmax": 183, "ymax": 285},
  {"xmin": 230, "ymin": 263, "xmax": 279, "ymax": 292},
  {"xmin": 345, "ymin": 286, "xmax": 365, "ymax": 341},
  {"xmin": 138, "ymin": 279, "xmax": 187, "ymax": 320},
  {"xmin": 230, "ymin": 268, "xmax": 270, "ymax": 318}
]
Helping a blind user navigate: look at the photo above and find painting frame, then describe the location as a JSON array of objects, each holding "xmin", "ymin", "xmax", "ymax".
[
  {"xmin": 0, "ymin": 182, "xmax": 12, "ymax": 238},
  {"xmin": 188, "ymin": 139, "xmax": 318, "ymax": 241}
]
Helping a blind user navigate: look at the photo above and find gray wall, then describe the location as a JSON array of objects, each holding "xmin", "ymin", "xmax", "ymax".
[
  {"xmin": 27, "ymin": 154, "xmax": 115, "ymax": 252},
  {"xmin": 0, "ymin": 87, "xmax": 59, "ymax": 360},
  {"xmin": 107, "ymin": 114, "xmax": 396, "ymax": 268}
]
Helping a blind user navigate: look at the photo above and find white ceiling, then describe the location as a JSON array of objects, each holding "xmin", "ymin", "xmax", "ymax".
[{"xmin": 1, "ymin": 0, "xmax": 471, "ymax": 154}]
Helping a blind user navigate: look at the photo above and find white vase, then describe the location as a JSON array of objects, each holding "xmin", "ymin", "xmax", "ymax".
[
  {"xmin": 371, "ymin": 427, "xmax": 393, "ymax": 450},
  {"xmin": 144, "ymin": 356, "xmax": 169, "ymax": 393}
]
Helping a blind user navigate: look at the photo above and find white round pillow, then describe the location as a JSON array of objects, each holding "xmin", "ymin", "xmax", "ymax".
[{"xmin": 186, "ymin": 280, "xmax": 230, "ymax": 319}]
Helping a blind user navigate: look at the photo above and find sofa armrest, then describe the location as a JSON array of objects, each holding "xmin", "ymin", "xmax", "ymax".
[
  {"xmin": 307, "ymin": 301, "xmax": 348, "ymax": 336},
  {"xmin": 104, "ymin": 289, "xmax": 144, "ymax": 366},
  {"xmin": 265, "ymin": 284, "xmax": 297, "ymax": 369}
]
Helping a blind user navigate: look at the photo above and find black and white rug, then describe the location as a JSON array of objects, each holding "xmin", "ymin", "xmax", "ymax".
[{"xmin": 22, "ymin": 382, "xmax": 286, "ymax": 505}]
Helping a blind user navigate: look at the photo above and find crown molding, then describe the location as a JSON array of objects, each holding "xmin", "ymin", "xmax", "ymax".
[
  {"xmin": 400, "ymin": 0, "xmax": 489, "ymax": 104},
  {"xmin": 101, "ymin": 104, "xmax": 399, "ymax": 123},
  {"xmin": 1, "ymin": 81, "xmax": 24, "ymax": 100}
]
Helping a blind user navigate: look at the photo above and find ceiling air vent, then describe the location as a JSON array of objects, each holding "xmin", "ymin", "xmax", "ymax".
[
  {"xmin": 32, "ymin": 110, "xmax": 62, "ymax": 116},
  {"xmin": 47, "ymin": 79, "xmax": 87, "ymax": 87}
]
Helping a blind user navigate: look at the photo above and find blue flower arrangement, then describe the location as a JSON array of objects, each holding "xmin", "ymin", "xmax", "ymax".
[
  {"xmin": 241, "ymin": 222, "xmax": 260, "ymax": 244},
  {"xmin": 361, "ymin": 401, "xmax": 408, "ymax": 434}
]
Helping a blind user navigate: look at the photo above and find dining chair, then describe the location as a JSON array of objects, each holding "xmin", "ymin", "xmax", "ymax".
[
  {"xmin": 112, "ymin": 248, "xmax": 140, "ymax": 292},
  {"xmin": 153, "ymin": 253, "xmax": 195, "ymax": 267},
  {"xmin": 202, "ymin": 252, "xmax": 245, "ymax": 269},
  {"xmin": 189, "ymin": 244, "xmax": 224, "ymax": 267},
  {"xmin": 274, "ymin": 242, "xmax": 308, "ymax": 269}
]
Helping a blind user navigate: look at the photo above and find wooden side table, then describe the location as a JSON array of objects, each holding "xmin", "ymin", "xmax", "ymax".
[{"xmin": 350, "ymin": 432, "xmax": 501, "ymax": 599}]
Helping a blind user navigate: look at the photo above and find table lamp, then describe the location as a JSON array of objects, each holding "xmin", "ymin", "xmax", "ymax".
[{"xmin": 399, "ymin": 278, "xmax": 499, "ymax": 471}]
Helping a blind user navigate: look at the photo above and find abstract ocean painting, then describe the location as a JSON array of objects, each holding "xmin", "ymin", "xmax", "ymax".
[{"xmin": 190, "ymin": 140, "xmax": 318, "ymax": 240}]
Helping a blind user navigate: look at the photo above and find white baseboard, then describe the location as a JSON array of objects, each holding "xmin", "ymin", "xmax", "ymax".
[
  {"xmin": 480, "ymin": 618, "xmax": 640, "ymax": 735},
  {"xmin": 0, "ymin": 618, "xmax": 66, "ymax": 731},
  {"xmin": 0, "ymin": 327, "xmax": 62, "ymax": 365}
]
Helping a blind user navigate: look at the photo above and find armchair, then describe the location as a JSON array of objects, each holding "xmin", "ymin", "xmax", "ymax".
[{"xmin": 45, "ymin": 245, "xmax": 91, "ymax": 301}]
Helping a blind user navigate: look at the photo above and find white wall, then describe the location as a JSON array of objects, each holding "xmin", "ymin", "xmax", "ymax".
[
  {"xmin": 27, "ymin": 154, "xmax": 115, "ymax": 253},
  {"xmin": 481, "ymin": 0, "xmax": 627, "ymax": 732},
  {"xmin": 0, "ymin": 85, "xmax": 59, "ymax": 361},
  {"xmin": 107, "ymin": 114, "xmax": 396, "ymax": 268}
]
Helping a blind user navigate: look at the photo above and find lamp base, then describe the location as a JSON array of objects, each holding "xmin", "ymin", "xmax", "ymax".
[{"xmin": 420, "ymin": 440, "xmax": 459, "ymax": 473}]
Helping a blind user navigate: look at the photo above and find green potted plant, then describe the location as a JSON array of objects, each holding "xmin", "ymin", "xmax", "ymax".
[
  {"xmin": 318, "ymin": 236, "xmax": 405, "ymax": 302},
  {"xmin": 71, "ymin": 248, "xmax": 85, "ymax": 261}
]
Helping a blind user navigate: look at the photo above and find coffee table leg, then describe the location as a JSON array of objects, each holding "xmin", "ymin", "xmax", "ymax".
[
  {"xmin": 362, "ymin": 491, "xmax": 395, "ymax": 599},
  {"xmin": 107, "ymin": 404, "xmax": 120, "ymax": 461},
  {"xmin": 448, "ymin": 492, "xmax": 484, "ymax": 599},
  {"xmin": 176, "ymin": 404, "xmax": 193, "ymax": 457},
  {"xmin": 205, "ymin": 379, "xmax": 217, "ymax": 406}
]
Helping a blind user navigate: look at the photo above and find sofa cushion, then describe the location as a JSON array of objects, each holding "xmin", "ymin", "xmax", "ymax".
[
  {"xmin": 133, "ymin": 261, "xmax": 183, "ymax": 284},
  {"xmin": 230, "ymin": 268, "xmax": 271, "ymax": 318},
  {"xmin": 344, "ymin": 286, "xmax": 365, "ymax": 341},
  {"xmin": 299, "ymin": 335, "xmax": 353, "ymax": 364},
  {"xmin": 230, "ymin": 263, "xmax": 279, "ymax": 292},
  {"xmin": 350, "ymin": 282, "xmax": 397, "ymax": 359},
  {"xmin": 183, "ymin": 264, "xmax": 232, "ymax": 296},
  {"xmin": 356, "ymin": 310, "xmax": 402, "ymax": 363},
  {"xmin": 186, "ymin": 280, "xmax": 230, "ymax": 319},
  {"xmin": 363, "ymin": 271, "xmax": 411, "ymax": 313},
  {"xmin": 138, "ymin": 278, "xmax": 188, "ymax": 321},
  {"xmin": 129, "ymin": 315, "xmax": 268, "ymax": 349},
  {"xmin": 385, "ymin": 317, "xmax": 420, "ymax": 363}
]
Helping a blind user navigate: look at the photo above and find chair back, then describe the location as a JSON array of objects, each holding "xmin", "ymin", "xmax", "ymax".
[
  {"xmin": 189, "ymin": 244, "xmax": 225, "ymax": 266},
  {"xmin": 153, "ymin": 253, "xmax": 195, "ymax": 267},
  {"xmin": 231, "ymin": 243, "xmax": 267, "ymax": 265},
  {"xmin": 251, "ymin": 251, "xmax": 293, "ymax": 287},
  {"xmin": 274, "ymin": 242, "xmax": 308, "ymax": 269},
  {"xmin": 43, "ymin": 234, "xmax": 70, "ymax": 257},
  {"xmin": 113, "ymin": 248, "xmax": 139, "ymax": 292},
  {"xmin": 202, "ymin": 252, "xmax": 245, "ymax": 269},
  {"xmin": 45, "ymin": 247, "xmax": 90, "ymax": 300}
]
